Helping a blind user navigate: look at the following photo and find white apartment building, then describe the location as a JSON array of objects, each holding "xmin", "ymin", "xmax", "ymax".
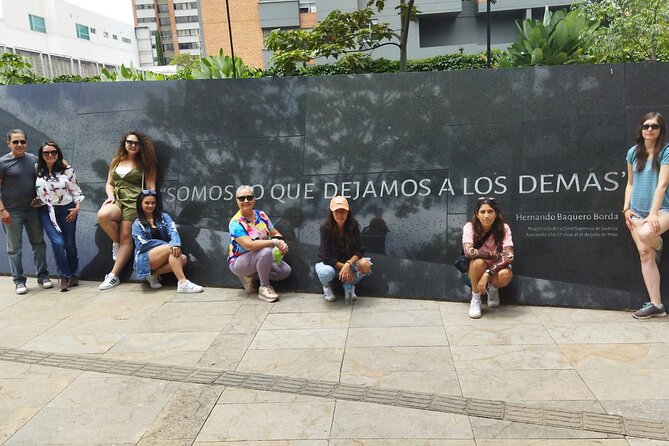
[{"xmin": 0, "ymin": 0, "xmax": 140, "ymax": 77}]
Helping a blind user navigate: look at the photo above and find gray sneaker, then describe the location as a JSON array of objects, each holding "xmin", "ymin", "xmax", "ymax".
[
  {"xmin": 487, "ymin": 284, "xmax": 499, "ymax": 308},
  {"xmin": 323, "ymin": 285, "xmax": 336, "ymax": 302},
  {"xmin": 633, "ymin": 302, "xmax": 667, "ymax": 319},
  {"xmin": 39, "ymin": 278, "xmax": 53, "ymax": 289},
  {"xmin": 15, "ymin": 283, "xmax": 27, "ymax": 295}
]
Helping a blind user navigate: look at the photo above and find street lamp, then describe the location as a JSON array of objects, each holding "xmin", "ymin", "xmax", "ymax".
[
  {"xmin": 224, "ymin": 0, "xmax": 237, "ymax": 78},
  {"xmin": 486, "ymin": 0, "xmax": 497, "ymax": 68}
]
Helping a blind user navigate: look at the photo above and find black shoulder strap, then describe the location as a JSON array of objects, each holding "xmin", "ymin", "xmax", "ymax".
[{"xmin": 473, "ymin": 228, "xmax": 494, "ymax": 249}]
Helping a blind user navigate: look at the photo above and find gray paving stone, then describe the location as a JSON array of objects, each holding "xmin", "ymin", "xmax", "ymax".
[
  {"xmin": 332, "ymin": 383, "xmax": 368, "ymax": 401},
  {"xmin": 466, "ymin": 398, "xmax": 505, "ymax": 419},
  {"xmin": 397, "ymin": 390, "xmax": 434, "ymax": 409},
  {"xmin": 270, "ymin": 376, "xmax": 308, "ymax": 393},
  {"xmin": 544, "ymin": 408, "xmax": 583, "ymax": 429},
  {"xmin": 624, "ymin": 417, "xmax": 668, "ymax": 440},
  {"xmin": 504, "ymin": 403, "xmax": 543, "ymax": 424},
  {"xmin": 430, "ymin": 395, "xmax": 467, "ymax": 414},
  {"xmin": 241, "ymin": 373, "xmax": 279, "ymax": 391},
  {"xmin": 214, "ymin": 370, "xmax": 249, "ymax": 387},
  {"xmin": 583, "ymin": 411, "xmax": 624, "ymax": 434},
  {"xmin": 301, "ymin": 379, "xmax": 337, "ymax": 397},
  {"xmin": 363, "ymin": 387, "xmax": 399, "ymax": 405}
]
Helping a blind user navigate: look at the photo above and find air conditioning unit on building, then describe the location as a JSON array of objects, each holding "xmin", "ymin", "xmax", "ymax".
[{"xmin": 310, "ymin": 6, "xmax": 316, "ymax": 12}]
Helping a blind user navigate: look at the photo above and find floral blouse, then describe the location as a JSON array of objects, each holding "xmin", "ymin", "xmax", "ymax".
[{"xmin": 35, "ymin": 166, "xmax": 85, "ymax": 232}]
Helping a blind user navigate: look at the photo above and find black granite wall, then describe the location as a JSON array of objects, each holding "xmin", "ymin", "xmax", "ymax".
[{"xmin": 1, "ymin": 62, "xmax": 668, "ymax": 310}]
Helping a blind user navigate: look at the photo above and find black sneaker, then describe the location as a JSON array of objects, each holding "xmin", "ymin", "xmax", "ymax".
[{"xmin": 633, "ymin": 302, "xmax": 667, "ymax": 319}]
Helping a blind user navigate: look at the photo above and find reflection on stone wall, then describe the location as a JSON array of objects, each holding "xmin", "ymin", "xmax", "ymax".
[{"xmin": 1, "ymin": 63, "xmax": 668, "ymax": 310}]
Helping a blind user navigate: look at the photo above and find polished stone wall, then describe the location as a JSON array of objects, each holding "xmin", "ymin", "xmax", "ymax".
[{"xmin": 1, "ymin": 62, "xmax": 668, "ymax": 309}]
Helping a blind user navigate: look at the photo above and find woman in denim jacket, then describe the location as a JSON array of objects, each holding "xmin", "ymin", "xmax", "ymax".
[{"xmin": 132, "ymin": 190, "xmax": 203, "ymax": 293}]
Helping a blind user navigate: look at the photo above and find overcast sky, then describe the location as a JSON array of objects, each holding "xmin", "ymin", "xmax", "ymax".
[{"xmin": 67, "ymin": 0, "xmax": 134, "ymax": 24}]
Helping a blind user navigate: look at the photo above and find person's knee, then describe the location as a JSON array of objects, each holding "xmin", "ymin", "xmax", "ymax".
[
  {"xmin": 495, "ymin": 269, "xmax": 513, "ymax": 287},
  {"xmin": 180, "ymin": 255, "xmax": 187, "ymax": 267},
  {"xmin": 356, "ymin": 258, "xmax": 372, "ymax": 274},
  {"xmin": 257, "ymin": 246, "xmax": 274, "ymax": 259}
]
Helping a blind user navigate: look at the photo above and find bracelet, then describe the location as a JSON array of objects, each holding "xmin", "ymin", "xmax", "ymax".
[
  {"xmin": 272, "ymin": 239, "xmax": 280, "ymax": 247},
  {"xmin": 272, "ymin": 235, "xmax": 284, "ymax": 241},
  {"xmin": 346, "ymin": 261, "xmax": 353, "ymax": 267},
  {"xmin": 622, "ymin": 208, "xmax": 630, "ymax": 213},
  {"xmin": 485, "ymin": 268, "xmax": 493, "ymax": 275}
]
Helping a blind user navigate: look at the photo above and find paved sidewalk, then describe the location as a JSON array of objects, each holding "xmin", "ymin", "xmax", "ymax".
[{"xmin": 1, "ymin": 276, "xmax": 668, "ymax": 445}]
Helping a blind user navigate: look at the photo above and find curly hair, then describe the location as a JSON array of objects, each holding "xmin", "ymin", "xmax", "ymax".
[
  {"xmin": 470, "ymin": 197, "xmax": 507, "ymax": 248},
  {"xmin": 110, "ymin": 131, "xmax": 158, "ymax": 178},
  {"xmin": 633, "ymin": 112, "xmax": 666, "ymax": 173}
]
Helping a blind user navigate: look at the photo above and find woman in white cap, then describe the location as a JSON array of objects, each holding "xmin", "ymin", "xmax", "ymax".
[{"xmin": 315, "ymin": 196, "xmax": 372, "ymax": 303}]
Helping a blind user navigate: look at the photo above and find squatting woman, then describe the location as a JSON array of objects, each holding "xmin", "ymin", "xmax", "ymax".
[
  {"xmin": 315, "ymin": 196, "xmax": 372, "ymax": 303},
  {"xmin": 463, "ymin": 197, "xmax": 514, "ymax": 319}
]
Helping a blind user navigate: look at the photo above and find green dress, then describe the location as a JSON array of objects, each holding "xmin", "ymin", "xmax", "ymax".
[{"xmin": 112, "ymin": 166, "xmax": 143, "ymax": 221}]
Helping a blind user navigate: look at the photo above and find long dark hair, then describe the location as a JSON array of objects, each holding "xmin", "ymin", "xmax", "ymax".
[
  {"xmin": 110, "ymin": 131, "xmax": 158, "ymax": 178},
  {"xmin": 36, "ymin": 142, "xmax": 67, "ymax": 177},
  {"xmin": 633, "ymin": 112, "xmax": 666, "ymax": 172},
  {"xmin": 323, "ymin": 208, "xmax": 360, "ymax": 255},
  {"xmin": 136, "ymin": 190, "xmax": 164, "ymax": 227},
  {"xmin": 470, "ymin": 197, "xmax": 506, "ymax": 248}
]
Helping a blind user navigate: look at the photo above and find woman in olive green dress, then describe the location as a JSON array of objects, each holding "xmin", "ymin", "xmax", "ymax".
[{"xmin": 97, "ymin": 131, "xmax": 158, "ymax": 290}]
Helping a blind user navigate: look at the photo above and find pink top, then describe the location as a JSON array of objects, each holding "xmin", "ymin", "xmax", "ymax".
[{"xmin": 462, "ymin": 222, "xmax": 513, "ymax": 252}]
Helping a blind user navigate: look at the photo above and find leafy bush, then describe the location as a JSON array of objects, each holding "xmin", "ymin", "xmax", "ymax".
[
  {"xmin": 100, "ymin": 64, "xmax": 166, "ymax": 81},
  {"xmin": 0, "ymin": 53, "xmax": 47, "ymax": 85},
  {"xmin": 51, "ymin": 74, "xmax": 100, "ymax": 83},
  {"xmin": 191, "ymin": 49, "xmax": 262, "ymax": 79}
]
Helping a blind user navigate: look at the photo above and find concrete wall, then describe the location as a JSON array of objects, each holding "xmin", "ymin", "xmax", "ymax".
[{"xmin": 1, "ymin": 63, "xmax": 668, "ymax": 310}]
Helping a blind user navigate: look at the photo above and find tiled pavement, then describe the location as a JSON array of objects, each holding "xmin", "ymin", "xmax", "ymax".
[{"xmin": 1, "ymin": 276, "xmax": 668, "ymax": 445}]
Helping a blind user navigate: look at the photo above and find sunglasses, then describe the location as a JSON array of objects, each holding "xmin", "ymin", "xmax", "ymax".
[
  {"xmin": 642, "ymin": 124, "xmax": 661, "ymax": 130},
  {"xmin": 237, "ymin": 195, "xmax": 255, "ymax": 202},
  {"xmin": 42, "ymin": 150, "xmax": 58, "ymax": 156},
  {"xmin": 11, "ymin": 139, "xmax": 26, "ymax": 145},
  {"xmin": 477, "ymin": 196, "xmax": 496, "ymax": 202},
  {"xmin": 142, "ymin": 189, "xmax": 157, "ymax": 195},
  {"xmin": 125, "ymin": 139, "xmax": 141, "ymax": 146}
]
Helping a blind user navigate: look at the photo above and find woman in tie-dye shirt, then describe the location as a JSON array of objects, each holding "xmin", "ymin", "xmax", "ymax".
[{"xmin": 228, "ymin": 185, "xmax": 291, "ymax": 302}]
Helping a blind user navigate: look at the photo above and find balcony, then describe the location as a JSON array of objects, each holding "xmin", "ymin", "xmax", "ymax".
[{"xmin": 475, "ymin": 0, "xmax": 573, "ymax": 13}]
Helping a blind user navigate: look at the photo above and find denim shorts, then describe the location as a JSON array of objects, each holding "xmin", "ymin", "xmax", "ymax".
[{"xmin": 631, "ymin": 209, "xmax": 669, "ymax": 220}]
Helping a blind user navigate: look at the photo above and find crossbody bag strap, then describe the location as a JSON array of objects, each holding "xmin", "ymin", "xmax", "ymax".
[{"xmin": 473, "ymin": 228, "xmax": 494, "ymax": 249}]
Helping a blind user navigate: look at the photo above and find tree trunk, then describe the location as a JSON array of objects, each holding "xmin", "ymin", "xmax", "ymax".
[{"xmin": 399, "ymin": 0, "xmax": 414, "ymax": 72}]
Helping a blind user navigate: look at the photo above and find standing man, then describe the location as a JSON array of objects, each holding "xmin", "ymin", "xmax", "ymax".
[{"xmin": 0, "ymin": 129, "xmax": 52, "ymax": 294}]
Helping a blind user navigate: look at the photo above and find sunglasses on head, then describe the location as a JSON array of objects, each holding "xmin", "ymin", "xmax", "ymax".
[
  {"xmin": 477, "ymin": 196, "xmax": 496, "ymax": 203},
  {"xmin": 642, "ymin": 124, "xmax": 661, "ymax": 130},
  {"xmin": 142, "ymin": 189, "xmax": 157, "ymax": 195},
  {"xmin": 125, "ymin": 139, "xmax": 141, "ymax": 146},
  {"xmin": 11, "ymin": 139, "xmax": 26, "ymax": 145},
  {"xmin": 42, "ymin": 150, "xmax": 58, "ymax": 156},
  {"xmin": 237, "ymin": 195, "xmax": 255, "ymax": 202}
]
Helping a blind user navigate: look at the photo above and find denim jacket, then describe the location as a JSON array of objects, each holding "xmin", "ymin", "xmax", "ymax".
[{"xmin": 132, "ymin": 212, "xmax": 181, "ymax": 278}]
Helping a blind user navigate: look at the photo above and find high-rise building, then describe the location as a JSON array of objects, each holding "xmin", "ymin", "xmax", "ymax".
[
  {"xmin": 0, "ymin": 0, "xmax": 140, "ymax": 78},
  {"xmin": 132, "ymin": 0, "xmax": 576, "ymax": 70}
]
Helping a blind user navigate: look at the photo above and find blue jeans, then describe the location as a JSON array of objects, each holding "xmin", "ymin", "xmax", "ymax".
[
  {"xmin": 315, "ymin": 261, "xmax": 369, "ymax": 291},
  {"xmin": 2, "ymin": 208, "xmax": 48, "ymax": 285},
  {"xmin": 40, "ymin": 204, "xmax": 78, "ymax": 278}
]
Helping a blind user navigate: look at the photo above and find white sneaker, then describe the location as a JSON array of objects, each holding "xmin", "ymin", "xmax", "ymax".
[
  {"xmin": 468, "ymin": 297, "xmax": 482, "ymax": 319},
  {"xmin": 344, "ymin": 286, "xmax": 358, "ymax": 304},
  {"xmin": 99, "ymin": 273, "xmax": 120, "ymax": 290},
  {"xmin": 258, "ymin": 285, "xmax": 279, "ymax": 302},
  {"xmin": 15, "ymin": 283, "xmax": 27, "ymax": 295},
  {"xmin": 146, "ymin": 274, "xmax": 162, "ymax": 289},
  {"xmin": 39, "ymin": 278, "xmax": 53, "ymax": 289},
  {"xmin": 323, "ymin": 285, "xmax": 336, "ymax": 302},
  {"xmin": 111, "ymin": 242, "xmax": 120, "ymax": 261},
  {"xmin": 487, "ymin": 284, "xmax": 500, "ymax": 308},
  {"xmin": 177, "ymin": 280, "xmax": 204, "ymax": 293}
]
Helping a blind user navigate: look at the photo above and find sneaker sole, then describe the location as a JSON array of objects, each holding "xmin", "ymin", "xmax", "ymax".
[
  {"xmin": 99, "ymin": 282, "xmax": 119, "ymax": 290},
  {"xmin": 257, "ymin": 294, "xmax": 278, "ymax": 302},
  {"xmin": 633, "ymin": 311, "xmax": 667, "ymax": 319}
]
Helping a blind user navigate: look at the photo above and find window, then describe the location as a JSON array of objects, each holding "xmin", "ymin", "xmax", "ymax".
[
  {"xmin": 298, "ymin": 0, "xmax": 316, "ymax": 13},
  {"xmin": 174, "ymin": 2, "xmax": 197, "ymax": 10},
  {"xmin": 135, "ymin": 3, "xmax": 154, "ymax": 9},
  {"xmin": 112, "ymin": 34, "xmax": 118, "ymax": 40},
  {"xmin": 177, "ymin": 29, "xmax": 199, "ymax": 37},
  {"xmin": 159, "ymin": 17, "xmax": 172, "ymax": 25},
  {"xmin": 90, "ymin": 27, "xmax": 96, "ymax": 34},
  {"xmin": 158, "ymin": 5, "xmax": 169, "ymax": 12},
  {"xmin": 138, "ymin": 17, "xmax": 156, "ymax": 23},
  {"xmin": 163, "ymin": 44, "xmax": 174, "ymax": 51},
  {"xmin": 103, "ymin": 31, "xmax": 109, "ymax": 37},
  {"xmin": 174, "ymin": 15, "xmax": 198, "ymax": 23},
  {"xmin": 29, "ymin": 14, "xmax": 46, "ymax": 33},
  {"xmin": 75, "ymin": 23, "xmax": 90, "ymax": 40},
  {"xmin": 122, "ymin": 37, "xmax": 131, "ymax": 44},
  {"xmin": 178, "ymin": 42, "xmax": 199, "ymax": 50}
]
